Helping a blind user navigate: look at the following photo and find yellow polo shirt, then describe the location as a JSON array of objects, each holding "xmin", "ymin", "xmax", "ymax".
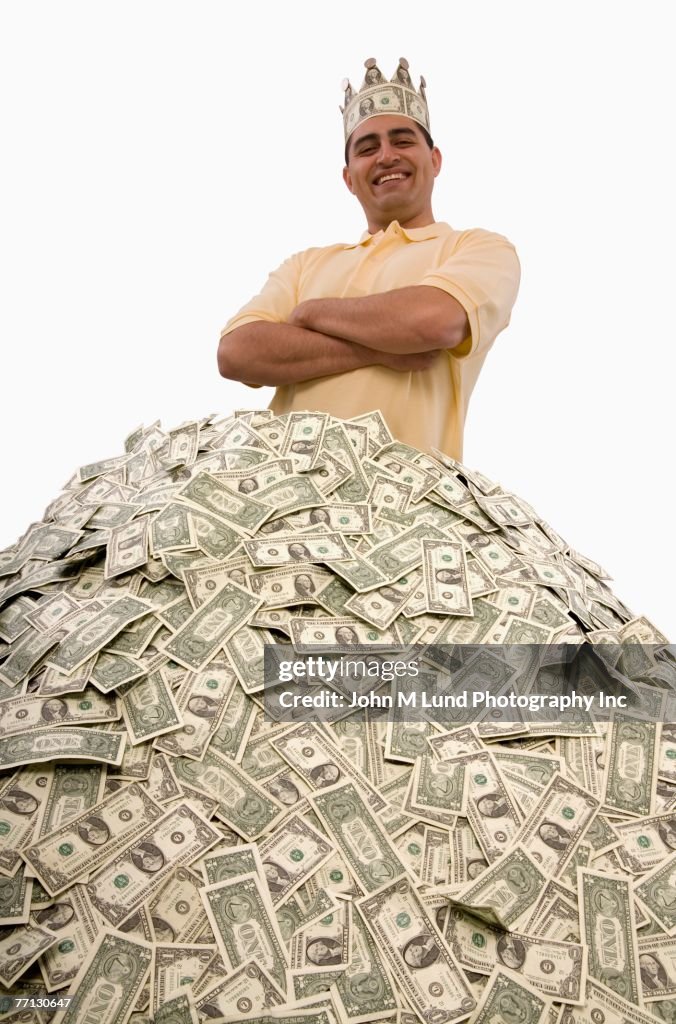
[{"xmin": 220, "ymin": 221, "xmax": 520, "ymax": 459}]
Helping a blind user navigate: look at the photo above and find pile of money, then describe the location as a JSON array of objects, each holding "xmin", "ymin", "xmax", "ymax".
[{"xmin": 0, "ymin": 408, "xmax": 673, "ymax": 1024}]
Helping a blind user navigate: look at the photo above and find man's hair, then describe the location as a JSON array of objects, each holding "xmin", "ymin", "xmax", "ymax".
[{"xmin": 344, "ymin": 124, "xmax": 434, "ymax": 166}]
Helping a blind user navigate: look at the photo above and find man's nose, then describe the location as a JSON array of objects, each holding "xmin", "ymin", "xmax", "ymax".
[{"xmin": 376, "ymin": 142, "xmax": 400, "ymax": 164}]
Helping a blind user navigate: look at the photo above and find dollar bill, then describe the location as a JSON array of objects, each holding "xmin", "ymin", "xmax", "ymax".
[
  {"xmin": 367, "ymin": 472, "xmax": 414, "ymax": 514},
  {"xmin": 289, "ymin": 897, "xmax": 351, "ymax": 971},
  {"xmin": 195, "ymin": 959, "xmax": 285, "ymax": 1021},
  {"xmin": 147, "ymin": 866, "xmax": 213, "ymax": 944},
  {"xmin": 635, "ymin": 851, "xmax": 676, "ymax": 934},
  {"xmin": 371, "ymin": 450, "xmax": 438, "ymax": 503},
  {"xmin": 420, "ymin": 827, "xmax": 450, "ymax": 887},
  {"xmin": 161, "ymin": 579, "xmax": 262, "ymax": 671},
  {"xmin": 0, "ymin": 627, "xmax": 66, "ymax": 687},
  {"xmin": 285, "ymin": 503, "xmax": 373, "ymax": 535},
  {"xmin": 0, "ymin": 726, "xmax": 126, "ymax": 771},
  {"xmin": 153, "ymin": 661, "xmax": 235, "ymax": 760},
  {"xmin": 105, "ymin": 518, "xmax": 149, "ymax": 579},
  {"xmin": 524, "ymin": 878, "xmax": 581, "ymax": 943},
  {"xmin": 408, "ymin": 756, "xmax": 468, "ymax": 828},
  {"xmin": 460, "ymin": 751, "xmax": 523, "ymax": 862},
  {"xmin": 46, "ymin": 596, "xmax": 154, "ymax": 674},
  {"xmin": 22, "ymin": 781, "xmax": 162, "ymax": 895},
  {"xmin": 422, "ymin": 538, "xmax": 473, "ymax": 616},
  {"xmin": 255, "ymin": 476, "xmax": 328, "ymax": 520},
  {"xmin": 470, "ymin": 966, "xmax": 552, "ymax": 1024},
  {"xmin": 658, "ymin": 725, "xmax": 676, "ymax": 784},
  {"xmin": 603, "ymin": 714, "xmax": 659, "ymax": 818},
  {"xmin": 289, "ymin": 615, "xmax": 401, "ymax": 652},
  {"xmin": 0, "ymin": 864, "xmax": 33, "ymax": 929},
  {"xmin": 356, "ymin": 874, "xmax": 476, "ymax": 1022},
  {"xmin": 365, "ymin": 523, "xmax": 447, "ymax": 585},
  {"xmin": 34, "ymin": 882, "xmax": 100, "ymax": 991},
  {"xmin": 450, "ymin": 844, "xmax": 548, "ymax": 930},
  {"xmin": 444, "ymin": 905, "xmax": 587, "ymax": 1003},
  {"xmin": 149, "ymin": 503, "xmax": 196, "ymax": 555},
  {"xmin": 85, "ymin": 803, "xmax": 220, "ymax": 927},
  {"xmin": 613, "ymin": 812, "xmax": 676, "ymax": 874},
  {"xmin": 223, "ymin": 623, "xmax": 276, "ymax": 695},
  {"xmin": 0, "ymin": 920, "xmax": 59, "ymax": 987},
  {"xmin": 201, "ymin": 872, "xmax": 289, "ymax": 994},
  {"xmin": 272, "ymin": 722, "xmax": 386, "ymax": 813},
  {"xmin": 0, "ymin": 765, "xmax": 53, "ymax": 874},
  {"xmin": 0, "ymin": 595, "xmax": 38, "ymax": 642},
  {"xmin": 258, "ymin": 812, "xmax": 334, "ymax": 906},
  {"xmin": 4, "ymin": 688, "xmax": 112, "ymax": 745},
  {"xmin": 637, "ymin": 933, "xmax": 676, "ymax": 1001},
  {"xmin": 328, "ymin": 902, "xmax": 399, "ymax": 1022},
  {"xmin": 150, "ymin": 942, "xmax": 215, "ymax": 1013},
  {"xmin": 51, "ymin": 929, "xmax": 152, "ymax": 1024},
  {"xmin": 310, "ymin": 780, "xmax": 409, "ymax": 894},
  {"xmin": 176, "ymin": 471, "xmax": 271, "ymax": 535},
  {"xmin": 106, "ymin": 735, "xmax": 153, "ymax": 781},
  {"xmin": 154, "ymin": 991, "xmax": 199, "ymax": 1024},
  {"xmin": 200, "ymin": 842, "xmax": 265, "ymax": 886},
  {"xmin": 513, "ymin": 774, "xmax": 600, "ymax": 878},
  {"xmin": 244, "ymin": 532, "xmax": 352, "ymax": 567},
  {"xmin": 559, "ymin": 977, "xmax": 665, "ymax": 1024},
  {"xmin": 578, "ymin": 867, "xmax": 641, "ymax": 1004},
  {"xmin": 248, "ymin": 564, "xmax": 331, "ymax": 608},
  {"xmin": 450, "ymin": 816, "xmax": 489, "ymax": 887},
  {"xmin": 276, "ymin": 879, "xmax": 338, "ymax": 947},
  {"xmin": 169, "ymin": 747, "xmax": 284, "ymax": 840},
  {"xmin": 119, "ymin": 668, "xmax": 182, "ymax": 745},
  {"xmin": 279, "ymin": 412, "xmax": 328, "ymax": 471},
  {"xmin": 344, "ymin": 573, "xmax": 419, "ymax": 629},
  {"xmin": 203, "ymin": 680, "xmax": 255, "ymax": 760},
  {"xmin": 323, "ymin": 547, "xmax": 389, "ymax": 593},
  {"xmin": 144, "ymin": 753, "xmax": 182, "ymax": 805}
]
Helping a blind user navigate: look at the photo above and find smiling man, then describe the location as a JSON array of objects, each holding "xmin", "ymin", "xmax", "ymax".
[{"xmin": 218, "ymin": 57, "xmax": 520, "ymax": 458}]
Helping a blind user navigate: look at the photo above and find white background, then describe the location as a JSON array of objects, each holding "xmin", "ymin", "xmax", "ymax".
[{"xmin": 1, "ymin": 2, "xmax": 673, "ymax": 636}]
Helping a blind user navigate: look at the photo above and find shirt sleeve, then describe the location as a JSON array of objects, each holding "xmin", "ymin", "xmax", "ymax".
[
  {"xmin": 219, "ymin": 252, "xmax": 303, "ymax": 339},
  {"xmin": 418, "ymin": 229, "xmax": 521, "ymax": 359}
]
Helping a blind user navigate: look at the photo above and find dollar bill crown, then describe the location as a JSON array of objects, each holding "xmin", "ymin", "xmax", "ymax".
[{"xmin": 341, "ymin": 57, "xmax": 430, "ymax": 143}]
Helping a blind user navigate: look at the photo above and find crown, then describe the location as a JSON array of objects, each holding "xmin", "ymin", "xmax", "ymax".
[{"xmin": 340, "ymin": 57, "xmax": 429, "ymax": 143}]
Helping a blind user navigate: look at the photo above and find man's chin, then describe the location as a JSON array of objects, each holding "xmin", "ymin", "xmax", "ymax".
[{"xmin": 371, "ymin": 200, "xmax": 412, "ymax": 223}]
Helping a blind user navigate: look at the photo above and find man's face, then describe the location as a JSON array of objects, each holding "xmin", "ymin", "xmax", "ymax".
[
  {"xmin": 343, "ymin": 115, "xmax": 441, "ymax": 233},
  {"xmin": 640, "ymin": 955, "xmax": 660, "ymax": 978}
]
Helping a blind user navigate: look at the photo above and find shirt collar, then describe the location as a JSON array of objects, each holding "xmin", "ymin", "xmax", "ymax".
[{"xmin": 343, "ymin": 220, "xmax": 449, "ymax": 249}]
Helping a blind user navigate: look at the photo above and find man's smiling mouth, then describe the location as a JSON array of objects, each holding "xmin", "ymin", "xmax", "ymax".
[{"xmin": 373, "ymin": 172, "xmax": 409, "ymax": 186}]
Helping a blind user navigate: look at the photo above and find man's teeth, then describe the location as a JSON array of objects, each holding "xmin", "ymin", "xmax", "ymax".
[{"xmin": 377, "ymin": 173, "xmax": 406, "ymax": 184}]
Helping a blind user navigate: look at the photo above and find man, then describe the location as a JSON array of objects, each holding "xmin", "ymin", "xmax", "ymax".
[{"xmin": 218, "ymin": 57, "xmax": 520, "ymax": 459}]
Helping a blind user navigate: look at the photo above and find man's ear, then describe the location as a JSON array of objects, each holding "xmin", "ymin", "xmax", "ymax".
[
  {"xmin": 343, "ymin": 166, "xmax": 354, "ymax": 194},
  {"xmin": 431, "ymin": 147, "xmax": 442, "ymax": 178}
]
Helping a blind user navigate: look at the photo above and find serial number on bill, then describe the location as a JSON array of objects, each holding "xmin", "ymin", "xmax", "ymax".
[{"xmin": 9, "ymin": 997, "xmax": 73, "ymax": 1009}]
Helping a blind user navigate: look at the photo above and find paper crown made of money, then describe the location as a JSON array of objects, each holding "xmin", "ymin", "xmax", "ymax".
[{"xmin": 340, "ymin": 57, "xmax": 430, "ymax": 143}]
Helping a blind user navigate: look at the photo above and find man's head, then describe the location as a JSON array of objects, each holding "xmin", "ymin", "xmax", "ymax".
[{"xmin": 343, "ymin": 114, "xmax": 440, "ymax": 233}]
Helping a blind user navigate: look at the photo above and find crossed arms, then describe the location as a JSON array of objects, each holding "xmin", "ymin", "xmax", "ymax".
[{"xmin": 217, "ymin": 286, "xmax": 470, "ymax": 387}]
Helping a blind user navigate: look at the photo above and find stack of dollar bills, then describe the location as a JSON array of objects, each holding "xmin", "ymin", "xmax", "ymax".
[{"xmin": 0, "ymin": 408, "xmax": 673, "ymax": 1024}]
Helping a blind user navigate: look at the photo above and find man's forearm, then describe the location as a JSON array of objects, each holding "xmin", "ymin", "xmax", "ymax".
[
  {"xmin": 218, "ymin": 321, "xmax": 380, "ymax": 386},
  {"xmin": 289, "ymin": 285, "xmax": 469, "ymax": 354}
]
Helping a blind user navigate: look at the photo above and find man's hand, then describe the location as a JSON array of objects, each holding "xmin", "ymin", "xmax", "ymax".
[
  {"xmin": 218, "ymin": 319, "xmax": 443, "ymax": 388},
  {"xmin": 218, "ymin": 285, "xmax": 459, "ymax": 388},
  {"xmin": 288, "ymin": 286, "xmax": 469, "ymax": 354},
  {"xmin": 288, "ymin": 305, "xmax": 443, "ymax": 369}
]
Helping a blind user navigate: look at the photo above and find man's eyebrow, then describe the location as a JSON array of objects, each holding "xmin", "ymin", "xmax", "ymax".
[{"xmin": 353, "ymin": 127, "xmax": 418, "ymax": 148}]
